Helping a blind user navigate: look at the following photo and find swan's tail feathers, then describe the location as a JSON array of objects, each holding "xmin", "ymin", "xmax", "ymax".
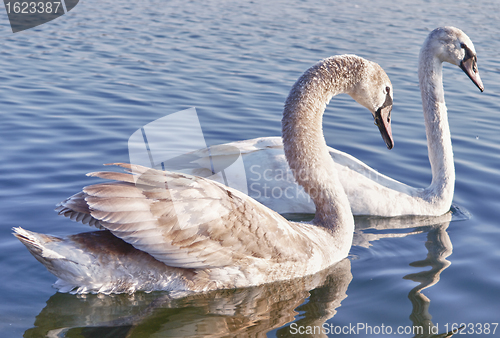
[
  {"xmin": 13, "ymin": 227, "xmax": 81, "ymax": 293},
  {"xmin": 12, "ymin": 227, "xmax": 105, "ymax": 293},
  {"xmin": 12, "ymin": 227, "xmax": 84, "ymax": 292},
  {"xmin": 13, "ymin": 228, "xmax": 189, "ymax": 294},
  {"xmin": 13, "ymin": 227, "xmax": 65, "ymax": 270}
]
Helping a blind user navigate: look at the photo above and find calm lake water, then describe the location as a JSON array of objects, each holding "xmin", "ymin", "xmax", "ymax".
[{"xmin": 1, "ymin": 0, "xmax": 500, "ymax": 337}]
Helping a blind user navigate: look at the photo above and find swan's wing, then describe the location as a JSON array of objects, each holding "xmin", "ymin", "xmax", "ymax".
[
  {"xmin": 188, "ymin": 136, "xmax": 412, "ymax": 194},
  {"xmin": 193, "ymin": 137, "xmax": 284, "ymax": 157},
  {"xmin": 182, "ymin": 137, "xmax": 283, "ymax": 175},
  {"xmin": 56, "ymin": 163, "xmax": 317, "ymax": 270},
  {"xmin": 328, "ymin": 147, "xmax": 414, "ymax": 193}
]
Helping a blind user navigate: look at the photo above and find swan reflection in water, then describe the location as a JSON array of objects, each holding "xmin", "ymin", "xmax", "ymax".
[
  {"xmin": 24, "ymin": 259, "xmax": 351, "ymax": 338},
  {"xmin": 24, "ymin": 210, "xmax": 464, "ymax": 338},
  {"xmin": 405, "ymin": 219, "xmax": 457, "ymax": 338},
  {"xmin": 354, "ymin": 208, "xmax": 463, "ymax": 338}
]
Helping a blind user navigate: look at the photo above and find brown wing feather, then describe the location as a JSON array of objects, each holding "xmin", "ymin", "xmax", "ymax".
[{"xmin": 56, "ymin": 163, "xmax": 316, "ymax": 270}]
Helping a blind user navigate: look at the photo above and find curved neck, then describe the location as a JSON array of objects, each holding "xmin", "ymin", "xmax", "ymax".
[
  {"xmin": 418, "ymin": 48, "xmax": 455, "ymax": 204},
  {"xmin": 282, "ymin": 56, "xmax": 356, "ymax": 233}
]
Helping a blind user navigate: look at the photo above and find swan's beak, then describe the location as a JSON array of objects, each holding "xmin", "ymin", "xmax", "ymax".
[
  {"xmin": 374, "ymin": 105, "xmax": 393, "ymax": 150},
  {"xmin": 460, "ymin": 56, "xmax": 484, "ymax": 92}
]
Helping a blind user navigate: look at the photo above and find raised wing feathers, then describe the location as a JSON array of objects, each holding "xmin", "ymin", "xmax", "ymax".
[{"xmin": 57, "ymin": 163, "xmax": 316, "ymax": 270}]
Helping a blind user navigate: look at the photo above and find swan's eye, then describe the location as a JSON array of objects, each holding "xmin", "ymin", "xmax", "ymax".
[
  {"xmin": 385, "ymin": 86, "xmax": 390, "ymax": 94},
  {"xmin": 460, "ymin": 43, "xmax": 466, "ymax": 49}
]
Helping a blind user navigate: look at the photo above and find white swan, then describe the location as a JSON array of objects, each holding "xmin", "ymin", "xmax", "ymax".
[
  {"xmin": 13, "ymin": 55, "xmax": 393, "ymax": 294},
  {"xmin": 186, "ymin": 26, "xmax": 484, "ymax": 216}
]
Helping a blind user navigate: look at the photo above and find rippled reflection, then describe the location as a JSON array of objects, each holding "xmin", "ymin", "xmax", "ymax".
[
  {"xmin": 405, "ymin": 222, "xmax": 462, "ymax": 338},
  {"xmin": 354, "ymin": 208, "xmax": 463, "ymax": 337},
  {"xmin": 24, "ymin": 259, "xmax": 352, "ymax": 337}
]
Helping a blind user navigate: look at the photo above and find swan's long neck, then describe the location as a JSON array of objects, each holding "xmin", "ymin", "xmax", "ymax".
[
  {"xmin": 419, "ymin": 47, "xmax": 455, "ymax": 207},
  {"xmin": 282, "ymin": 56, "xmax": 356, "ymax": 234}
]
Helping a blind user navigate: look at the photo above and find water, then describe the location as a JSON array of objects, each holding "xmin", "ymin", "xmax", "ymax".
[{"xmin": 1, "ymin": 0, "xmax": 500, "ymax": 336}]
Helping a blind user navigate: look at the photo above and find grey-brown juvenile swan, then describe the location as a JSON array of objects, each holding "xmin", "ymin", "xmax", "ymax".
[
  {"xmin": 187, "ymin": 26, "xmax": 483, "ymax": 217},
  {"xmin": 13, "ymin": 55, "xmax": 393, "ymax": 294}
]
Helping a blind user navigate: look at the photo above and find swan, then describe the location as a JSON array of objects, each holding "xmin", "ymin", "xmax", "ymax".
[
  {"xmin": 186, "ymin": 26, "xmax": 484, "ymax": 216},
  {"xmin": 13, "ymin": 55, "xmax": 393, "ymax": 294}
]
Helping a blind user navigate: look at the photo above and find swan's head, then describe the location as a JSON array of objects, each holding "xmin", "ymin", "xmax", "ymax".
[
  {"xmin": 349, "ymin": 60, "xmax": 394, "ymax": 150},
  {"xmin": 424, "ymin": 26, "xmax": 484, "ymax": 92}
]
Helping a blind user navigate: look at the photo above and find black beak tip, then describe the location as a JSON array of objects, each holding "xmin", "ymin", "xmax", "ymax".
[
  {"xmin": 375, "ymin": 114, "xmax": 394, "ymax": 151},
  {"xmin": 384, "ymin": 137, "xmax": 394, "ymax": 150},
  {"xmin": 378, "ymin": 125, "xmax": 394, "ymax": 150}
]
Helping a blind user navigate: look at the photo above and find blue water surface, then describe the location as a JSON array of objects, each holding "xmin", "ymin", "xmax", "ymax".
[{"xmin": 1, "ymin": 0, "xmax": 500, "ymax": 337}]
